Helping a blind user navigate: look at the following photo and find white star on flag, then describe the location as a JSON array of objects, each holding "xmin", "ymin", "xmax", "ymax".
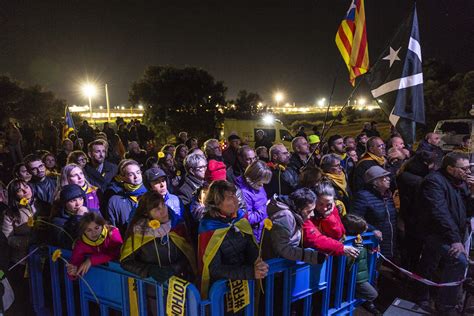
[{"xmin": 383, "ymin": 46, "xmax": 401, "ymax": 68}]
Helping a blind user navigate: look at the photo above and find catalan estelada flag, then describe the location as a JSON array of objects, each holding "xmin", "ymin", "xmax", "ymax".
[
  {"xmin": 197, "ymin": 209, "xmax": 255, "ymax": 299},
  {"xmin": 335, "ymin": 0, "xmax": 369, "ymax": 86},
  {"xmin": 62, "ymin": 106, "xmax": 76, "ymax": 140}
]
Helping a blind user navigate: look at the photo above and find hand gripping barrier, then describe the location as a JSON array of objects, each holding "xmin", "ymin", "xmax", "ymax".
[{"xmin": 29, "ymin": 233, "xmax": 378, "ymax": 315}]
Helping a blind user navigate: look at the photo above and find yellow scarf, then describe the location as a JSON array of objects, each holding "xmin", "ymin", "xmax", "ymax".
[
  {"xmin": 324, "ymin": 172, "xmax": 348, "ymax": 196},
  {"xmin": 81, "ymin": 226, "xmax": 108, "ymax": 247},
  {"xmin": 358, "ymin": 152, "xmax": 385, "ymax": 166}
]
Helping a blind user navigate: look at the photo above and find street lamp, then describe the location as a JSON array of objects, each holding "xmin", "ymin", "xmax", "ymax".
[
  {"xmin": 274, "ymin": 92, "xmax": 285, "ymax": 107},
  {"xmin": 81, "ymin": 83, "xmax": 97, "ymax": 121},
  {"xmin": 317, "ymin": 98, "xmax": 326, "ymax": 107}
]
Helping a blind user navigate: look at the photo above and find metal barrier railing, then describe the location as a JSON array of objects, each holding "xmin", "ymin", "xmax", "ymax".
[{"xmin": 29, "ymin": 233, "xmax": 378, "ymax": 316}]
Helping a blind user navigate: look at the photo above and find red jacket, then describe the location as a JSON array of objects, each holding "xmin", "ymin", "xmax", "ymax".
[
  {"xmin": 69, "ymin": 226, "xmax": 123, "ymax": 276},
  {"xmin": 302, "ymin": 206, "xmax": 345, "ymax": 256}
]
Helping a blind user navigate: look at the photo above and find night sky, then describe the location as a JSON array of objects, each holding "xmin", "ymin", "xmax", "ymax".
[{"xmin": 1, "ymin": 0, "xmax": 473, "ymax": 106}]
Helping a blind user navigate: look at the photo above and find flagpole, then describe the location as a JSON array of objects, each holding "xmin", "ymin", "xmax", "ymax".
[{"xmin": 320, "ymin": 65, "xmax": 340, "ymax": 139}]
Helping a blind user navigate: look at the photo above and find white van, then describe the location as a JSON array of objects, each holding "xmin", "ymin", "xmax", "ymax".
[
  {"xmin": 434, "ymin": 118, "xmax": 474, "ymax": 152},
  {"xmin": 221, "ymin": 118, "xmax": 293, "ymax": 148}
]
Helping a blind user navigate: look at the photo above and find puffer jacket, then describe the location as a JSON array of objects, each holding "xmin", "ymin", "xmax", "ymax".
[
  {"xmin": 235, "ymin": 176, "xmax": 268, "ymax": 242},
  {"xmin": 302, "ymin": 206, "xmax": 345, "ymax": 256},
  {"xmin": 351, "ymin": 187, "xmax": 397, "ymax": 258},
  {"xmin": 51, "ymin": 210, "xmax": 84, "ymax": 249},
  {"xmin": 203, "ymin": 213, "xmax": 259, "ymax": 282},
  {"xmin": 121, "ymin": 221, "xmax": 192, "ymax": 280},
  {"xmin": 262, "ymin": 195, "xmax": 319, "ymax": 264}
]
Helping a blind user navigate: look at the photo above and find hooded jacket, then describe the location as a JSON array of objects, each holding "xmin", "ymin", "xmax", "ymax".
[
  {"xmin": 262, "ymin": 196, "xmax": 319, "ymax": 264},
  {"xmin": 302, "ymin": 206, "xmax": 345, "ymax": 256},
  {"xmin": 235, "ymin": 175, "xmax": 268, "ymax": 242}
]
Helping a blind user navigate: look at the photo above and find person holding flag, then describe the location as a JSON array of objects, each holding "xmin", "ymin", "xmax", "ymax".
[{"xmin": 198, "ymin": 180, "xmax": 269, "ymax": 302}]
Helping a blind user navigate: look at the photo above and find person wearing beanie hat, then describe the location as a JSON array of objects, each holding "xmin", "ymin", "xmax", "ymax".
[
  {"xmin": 51, "ymin": 184, "xmax": 89, "ymax": 249},
  {"xmin": 144, "ymin": 167, "xmax": 183, "ymax": 222},
  {"xmin": 223, "ymin": 134, "xmax": 241, "ymax": 168},
  {"xmin": 352, "ymin": 165, "xmax": 397, "ymax": 259}
]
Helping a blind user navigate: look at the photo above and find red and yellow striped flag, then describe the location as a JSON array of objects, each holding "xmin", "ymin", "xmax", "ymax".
[{"xmin": 335, "ymin": 0, "xmax": 369, "ymax": 86}]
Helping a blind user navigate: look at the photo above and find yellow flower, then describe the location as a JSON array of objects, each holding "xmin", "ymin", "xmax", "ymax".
[
  {"xmin": 356, "ymin": 234, "xmax": 363, "ymax": 244},
  {"xmin": 157, "ymin": 151, "xmax": 165, "ymax": 159},
  {"xmin": 52, "ymin": 249, "xmax": 62, "ymax": 262},
  {"xmin": 19, "ymin": 198, "xmax": 29, "ymax": 206},
  {"xmin": 148, "ymin": 219, "xmax": 161, "ymax": 229},
  {"xmin": 176, "ymin": 170, "xmax": 181, "ymax": 176},
  {"xmin": 263, "ymin": 218, "xmax": 273, "ymax": 230},
  {"xmin": 27, "ymin": 217, "xmax": 35, "ymax": 227}
]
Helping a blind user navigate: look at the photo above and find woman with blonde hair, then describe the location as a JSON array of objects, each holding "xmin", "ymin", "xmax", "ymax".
[
  {"xmin": 235, "ymin": 160, "xmax": 272, "ymax": 242},
  {"xmin": 56, "ymin": 163, "xmax": 101, "ymax": 212}
]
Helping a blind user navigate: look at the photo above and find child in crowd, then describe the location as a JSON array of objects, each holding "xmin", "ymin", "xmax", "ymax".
[
  {"xmin": 342, "ymin": 214, "xmax": 381, "ymax": 315},
  {"xmin": 50, "ymin": 184, "xmax": 89, "ymax": 249},
  {"xmin": 67, "ymin": 212, "xmax": 123, "ymax": 279}
]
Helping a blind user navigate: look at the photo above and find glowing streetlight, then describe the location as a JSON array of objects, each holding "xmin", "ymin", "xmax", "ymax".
[
  {"xmin": 317, "ymin": 98, "xmax": 326, "ymax": 107},
  {"xmin": 358, "ymin": 98, "xmax": 366, "ymax": 106},
  {"xmin": 81, "ymin": 83, "xmax": 97, "ymax": 120},
  {"xmin": 263, "ymin": 114, "xmax": 275, "ymax": 125},
  {"xmin": 274, "ymin": 92, "xmax": 285, "ymax": 107}
]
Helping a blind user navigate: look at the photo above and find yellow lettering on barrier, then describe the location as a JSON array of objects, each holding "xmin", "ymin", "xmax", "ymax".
[
  {"xmin": 228, "ymin": 279, "xmax": 250, "ymax": 313},
  {"xmin": 166, "ymin": 276, "xmax": 189, "ymax": 316}
]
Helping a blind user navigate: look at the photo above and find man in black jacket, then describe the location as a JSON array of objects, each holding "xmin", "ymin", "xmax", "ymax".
[
  {"xmin": 264, "ymin": 144, "xmax": 298, "ymax": 198},
  {"xmin": 415, "ymin": 152, "xmax": 473, "ymax": 314},
  {"xmin": 416, "ymin": 132, "xmax": 444, "ymax": 170},
  {"xmin": 25, "ymin": 154, "xmax": 57, "ymax": 204},
  {"xmin": 83, "ymin": 139, "xmax": 118, "ymax": 191},
  {"xmin": 288, "ymin": 136, "xmax": 312, "ymax": 175}
]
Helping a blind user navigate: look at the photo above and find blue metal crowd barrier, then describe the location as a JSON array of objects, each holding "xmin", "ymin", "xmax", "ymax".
[{"xmin": 29, "ymin": 233, "xmax": 378, "ymax": 316}]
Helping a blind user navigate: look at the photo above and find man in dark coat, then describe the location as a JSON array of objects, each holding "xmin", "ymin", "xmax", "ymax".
[
  {"xmin": 255, "ymin": 130, "xmax": 273, "ymax": 150},
  {"xmin": 352, "ymin": 137, "xmax": 387, "ymax": 192},
  {"xmin": 83, "ymin": 139, "xmax": 118, "ymax": 191},
  {"xmin": 415, "ymin": 152, "xmax": 473, "ymax": 314},
  {"xmin": 416, "ymin": 132, "xmax": 444, "ymax": 170},
  {"xmin": 226, "ymin": 146, "xmax": 257, "ymax": 185},
  {"xmin": 264, "ymin": 143, "xmax": 298, "ymax": 198},
  {"xmin": 288, "ymin": 136, "xmax": 312, "ymax": 175},
  {"xmin": 396, "ymin": 151, "xmax": 436, "ymax": 271},
  {"xmin": 222, "ymin": 135, "xmax": 241, "ymax": 168}
]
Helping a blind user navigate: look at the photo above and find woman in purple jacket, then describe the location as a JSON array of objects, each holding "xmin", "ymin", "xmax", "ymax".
[
  {"xmin": 235, "ymin": 160, "xmax": 272, "ymax": 242},
  {"xmin": 56, "ymin": 164, "xmax": 102, "ymax": 213}
]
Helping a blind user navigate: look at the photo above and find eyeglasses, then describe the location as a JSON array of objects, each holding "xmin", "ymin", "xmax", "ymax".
[
  {"xmin": 376, "ymin": 144, "xmax": 386, "ymax": 149},
  {"xmin": 29, "ymin": 164, "xmax": 45, "ymax": 172},
  {"xmin": 455, "ymin": 165, "xmax": 471, "ymax": 172}
]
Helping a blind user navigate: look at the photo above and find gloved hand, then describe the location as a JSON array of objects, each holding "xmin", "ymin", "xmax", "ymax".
[{"xmin": 148, "ymin": 266, "xmax": 175, "ymax": 283}]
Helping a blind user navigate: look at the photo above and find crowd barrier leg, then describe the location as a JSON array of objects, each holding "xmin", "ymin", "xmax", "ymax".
[{"xmin": 29, "ymin": 249, "xmax": 45, "ymax": 315}]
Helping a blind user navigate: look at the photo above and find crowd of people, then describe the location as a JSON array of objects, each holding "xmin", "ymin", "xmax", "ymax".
[{"xmin": 0, "ymin": 118, "xmax": 472, "ymax": 316}]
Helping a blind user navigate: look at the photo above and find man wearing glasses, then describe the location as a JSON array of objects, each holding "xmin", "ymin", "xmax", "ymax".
[
  {"xmin": 415, "ymin": 152, "xmax": 474, "ymax": 314},
  {"xmin": 24, "ymin": 154, "xmax": 57, "ymax": 204}
]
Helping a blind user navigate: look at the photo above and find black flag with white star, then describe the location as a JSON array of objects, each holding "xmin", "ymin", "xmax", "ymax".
[{"xmin": 367, "ymin": 6, "xmax": 425, "ymax": 144}]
